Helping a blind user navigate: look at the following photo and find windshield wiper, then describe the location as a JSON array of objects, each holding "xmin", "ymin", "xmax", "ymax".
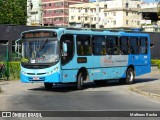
[{"xmin": 39, "ymin": 39, "xmax": 48, "ymax": 52}]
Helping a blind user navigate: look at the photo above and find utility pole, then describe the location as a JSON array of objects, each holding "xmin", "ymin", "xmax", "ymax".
[{"xmin": 96, "ymin": 0, "xmax": 99, "ymax": 29}]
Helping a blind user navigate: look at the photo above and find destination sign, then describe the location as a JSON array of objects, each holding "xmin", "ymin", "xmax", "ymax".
[{"xmin": 22, "ymin": 31, "xmax": 57, "ymax": 39}]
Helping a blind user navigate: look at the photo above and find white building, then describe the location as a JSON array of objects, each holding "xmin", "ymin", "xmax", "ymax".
[
  {"xmin": 69, "ymin": 0, "xmax": 142, "ymax": 29},
  {"xmin": 27, "ymin": 0, "xmax": 42, "ymax": 26}
]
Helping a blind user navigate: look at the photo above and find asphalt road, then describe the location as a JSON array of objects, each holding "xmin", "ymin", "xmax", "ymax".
[{"xmin": 0, "ymin": 72, "xmax": 160, "ymax": 120}]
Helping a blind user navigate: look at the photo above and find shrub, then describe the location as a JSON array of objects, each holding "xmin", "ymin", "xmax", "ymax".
[
  {"xmin": 0, "ymin": 61, "xmax": 20, "ymax": 80},
  {"xmin": 151, "ymin": 59, "xmax": 160, "ymax": 69},
  {"xmin": 9, "ymin": 62, "xmax": 21, "ymax": 80}
]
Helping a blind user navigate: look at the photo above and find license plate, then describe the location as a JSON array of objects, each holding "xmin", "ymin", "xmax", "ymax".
[{"xmin": 33, "ymin": 77, "xmax": 39, "ymax": 80}]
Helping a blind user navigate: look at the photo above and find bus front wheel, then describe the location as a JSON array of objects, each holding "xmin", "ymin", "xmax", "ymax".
[
  {"xmin": 44, "ymin": 83, "xmax": 53, "ymax": 90},
  {"xmin": 76, "ymin": 72, "xmax": 84, "ymax": 90},
  {"xmin": 126, "ymin": 68, "xmax": 135, "ymax": 84}
]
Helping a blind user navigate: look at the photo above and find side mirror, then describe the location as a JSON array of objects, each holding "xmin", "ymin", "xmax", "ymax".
[
  {"xmin": 15, "ymin": 39, "xmax": 22, "ymax": 56},
  {"xmin": 62, "ymin": 43, "xmax": 67, "ymax": 53},
  {"xmin": 150, "ymin": 44, "xmax": 154, "ymax": 48}
]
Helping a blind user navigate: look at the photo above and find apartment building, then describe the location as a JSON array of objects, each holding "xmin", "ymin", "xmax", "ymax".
[
  {"xmin": 27, "ymin": 0, "xmax": 42, "ymax": 26},
  {"xmin": 69, "ymin": 0, "xmax": 142, "ymax": 29},
  {"xmin": 42, "ymin": 0, "xmax": 89, "ymax": 26}
]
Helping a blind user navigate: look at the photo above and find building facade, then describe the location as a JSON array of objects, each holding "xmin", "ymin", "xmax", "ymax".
[
  {"xmin": 69, "ymin": 0, "xmax": 142, "ymax": 29},
  {"xmin": 42, "ymin": 0, "xmax": 89, "ymax": 26},
  {"xmin": 27, "ymin": 0, "xmax": 42, "ymax": 26}
]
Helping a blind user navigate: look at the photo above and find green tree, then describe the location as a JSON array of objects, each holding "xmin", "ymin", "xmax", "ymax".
[{"xmin": 0, "ymin": 0, "xmax": 27, "ymax": 25}]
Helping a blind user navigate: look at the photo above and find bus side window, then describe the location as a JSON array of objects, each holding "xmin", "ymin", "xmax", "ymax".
[
  {"xmin": 60, "ymin": 34, "xmax": 74, "ymax": 65},
  {"xmin": 76, "ymin": 35, "xmax": 92, "ymax": 56},
  {"xmin": 140, "ymin": 38, "xmax": 148, "ymax": 54},
  {"xmin": 120, "ymin": 37, "xmax": 130, "ymax": 55},
  {"xmin": 129, "ymin": 37, "xmax": 139, "ymax": 54},
  {"xmin": 106, "ymin": 36, "xmax": 119, "ymax": 55},
  {"xmin": 92, "ymin": 36, "xmax": 106, "ymax": 55}
]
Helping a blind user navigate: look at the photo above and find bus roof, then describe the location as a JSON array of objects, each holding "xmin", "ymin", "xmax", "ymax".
[{"xmin": 21, "ymin": 28, "xmax": 149, "ymax": 37}]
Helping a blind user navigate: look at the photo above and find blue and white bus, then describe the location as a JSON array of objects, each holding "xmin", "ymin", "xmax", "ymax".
[{"xmin": 16, "ymin": 28, "xmax": 151, "ymax": 89}]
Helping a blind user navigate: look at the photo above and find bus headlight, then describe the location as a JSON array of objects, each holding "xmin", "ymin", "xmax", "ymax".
[
  {"xmin": 54, "ymin": 66, "xmax": 59, "ymax": 72},
  {"xmin": 22, "ymin": 71, "xmax": 27, "ymax": 75},
  {"xmin": 46, "ymin": 67, "xmax": 59, "ymax": 75},
  {"xmin": 46, "ymin": 70, "xmax": 54, "ymax": 75}
]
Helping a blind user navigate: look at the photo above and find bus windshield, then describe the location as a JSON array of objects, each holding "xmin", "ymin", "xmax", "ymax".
[{"xmin": 22, "ymin": 40, "xmax": 59, "ymax": 63}]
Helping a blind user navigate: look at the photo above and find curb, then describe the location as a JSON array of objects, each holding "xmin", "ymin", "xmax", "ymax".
[{"xmin": 129, "ymin": 86, "xmax": 160, "ymax": 100}]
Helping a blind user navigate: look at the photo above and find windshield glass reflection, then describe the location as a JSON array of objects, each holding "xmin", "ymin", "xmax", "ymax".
[{"xmin": 22, "ymin": 40, "xmax": 59, "ymax": 63}]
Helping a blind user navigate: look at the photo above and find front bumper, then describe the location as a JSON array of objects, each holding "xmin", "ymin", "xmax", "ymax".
[{"xmin": 20, "ymin": 72, "xmax": 61, "ymax": 83}]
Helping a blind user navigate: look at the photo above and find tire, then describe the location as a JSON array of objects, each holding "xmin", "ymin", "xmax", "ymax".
[
  {"xmin": 94, "ymin": 80, "xmax": 107, "ymax": 86},
  {"xmin": 126, "ymin": 68, "xmax": 135, "ymax": 84},
  {"xmin": 44, "ymin": 83, "xmax": 53, "ymax": 90},
  {"xmin": 76, "ymin": 72, "xmax": 84, "ymax": 90}
]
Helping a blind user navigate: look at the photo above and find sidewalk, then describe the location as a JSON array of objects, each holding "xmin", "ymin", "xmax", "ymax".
[{"xmin": 130, "ymin": 69, "xmax": 160, "ymax": 101}]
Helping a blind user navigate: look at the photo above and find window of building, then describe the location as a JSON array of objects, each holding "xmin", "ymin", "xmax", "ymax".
[
  {"xmin": 106, "ymin": 36, "xmax": 119, "ymax": 55},
  {"xmin": 104, "ymin": 4, "xmax": 107, "ymax": 9},
  {"xmin": 64, "ymin": 2, "xmax": 68, "ymax": 6},
  {"xmin": 137, "ymin": 21, "xmax": 140, "ymax": 25},
  {"xmin": 126, "ymin": 12, "xmax": 128, "ymax": 16},
  {"xmin": 85, "ymin": 9, "xmax": 88, "ymax": 13},
  {"xmin": 64, "ymin": 10, "xmax": 68, "ymax": 14},
  {"xmin": 129, "ymin": 37, "xmax": 139, "ymax": 54},
  {"xmin": 54, "ymin": 17, "xmax": 63, "ymax": 21},
  {"xmin": 91, "ymin": 17, "xmax": 93, "ymax": 21},
  {"xmin": 92, "ymin": 36, "xmax": 106, "ymax": 55},
  {"xmin": 49, "ymin": 3, "xmax": 51, "ymax": 6},
  {"xmin": 113, "ymin": 20, "xmax": 116, "ymax": 25},
  {"xmin": 140, "ymin": 38, "xmax": 148, "ymax": 54},
  {"xmin": 71, "ymin": 16, "xmax": 74, "ymax": 20},
  {"xmin": 113, "ymin": 12, "xmax": 116, "ymax": 16},
  {"xmin": 85, "ymin": 17, "xmax": 88, "ymax": 21},
  {"xmin": 120, "ymin": 37, "xmax": 130, "ymax": 55},
  {"xmin": 64, "ymin": 17, "xmax": 68, "ymax": 23},
  {"xmin": 126, "ymin": 20, "xmax": 128, "ymax": 25},
  {"xmin": 54, "ymin": 2, "xmax": 63, "ymax": 7},
  {"xmin": 126, "ymin": 3, "xmax": 129, "ymax": 8},
  {"xmin": 76, "ymin": 35, "xmax": 92, "ymax": 56},
  {"xmin": 78, "ymin": 16, "xmax": 81, "ymax": 20}
]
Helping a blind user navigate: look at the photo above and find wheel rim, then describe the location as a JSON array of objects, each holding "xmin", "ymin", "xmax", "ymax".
[
  {"xmin": 77, "ymin": 73, "xmax": 83, "ymax": 89},
  {"xmin": 80, "ymin": 76, "xmax": 83, "ymax": 86},
  {"xmin": 128, "ymin": 70, "xmax": 133, "ymax": 82}
]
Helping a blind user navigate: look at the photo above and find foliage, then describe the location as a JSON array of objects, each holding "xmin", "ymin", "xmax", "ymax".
[
  {"xmin": 151, "ymin": 59, "xmax": 160, "ymax": 69},
  {"xmin": 0, "ymin": 0, "xmax": 27, "ymax": 25},
  {"xmin": 0, "ymin": 61, "xmax": 20, "ymax": 80},
  {"xmin": 9, "ymin": 62, "xmax": 21, "ymax": 80},
  {"xmin": 20, "ymin": 58, "xmax": 29, "ymax": 63}
]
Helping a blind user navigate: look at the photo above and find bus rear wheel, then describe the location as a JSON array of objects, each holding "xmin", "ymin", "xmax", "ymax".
[
  {"xmin": 44, "ymin": 83, "xmax": 53, "ymax": 90},
  {"xmin": 126, "ymin": 68, "xmax": 135, "ymax": 84},
  {"xmin": 76, "ymin": 72, "xmax": 84, "ymax": 90}
]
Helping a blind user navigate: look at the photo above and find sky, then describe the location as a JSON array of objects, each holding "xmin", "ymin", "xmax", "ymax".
[{"xmin": 89, "ymin": 0, "xmax": 156, "ymax": 2}]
